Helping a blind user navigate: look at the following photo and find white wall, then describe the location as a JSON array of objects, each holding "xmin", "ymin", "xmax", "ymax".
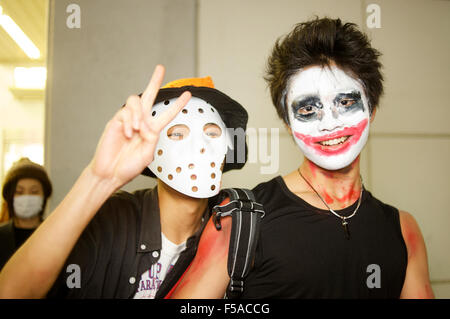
[
  {"xmin": 365, "ymin": 0, "xmax": 450, "ymax": 298},
  {"xmin": 46, "ymin": 0, "xmax": 197, "ymax": 211}
]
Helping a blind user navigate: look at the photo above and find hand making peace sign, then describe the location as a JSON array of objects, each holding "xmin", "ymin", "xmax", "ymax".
[{"xmin": 89, "ymin": 65, "xmax": 191, "ymax": 189}]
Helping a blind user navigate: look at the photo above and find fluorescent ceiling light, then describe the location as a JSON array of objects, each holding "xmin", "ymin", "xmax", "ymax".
[
  {"xmin": 14, "ymin": 67, "xmax": 47, "ymax": 89},
  {"xmin": 0, "ymin": 5, "xmax": 41, "ymax": 59}
]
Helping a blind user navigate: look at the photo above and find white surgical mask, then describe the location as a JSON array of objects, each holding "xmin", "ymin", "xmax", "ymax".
[
  {"xmin": 286, "ymin": 66, "xmax": 371, "ymax": 170},
  {"xmin": 148, "ymin": 96, "xmax": 232, "ymax": 198},
  {"xmin": 13, "ymin": 195, "xmax": 43, "ymax": 219}
]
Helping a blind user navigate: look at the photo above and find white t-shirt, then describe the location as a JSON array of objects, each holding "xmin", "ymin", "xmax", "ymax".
[{"xmin": 133, "ymin": 233, "xmax": 186, "ymax": 299}]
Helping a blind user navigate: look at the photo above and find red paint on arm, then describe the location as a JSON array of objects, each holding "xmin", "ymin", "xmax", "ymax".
[
  {"xmin": 416, "ymin": 283, "xmax": 435, "ymax": 299},
  {"xmin": 164, "ymin": 264, "xmax": 191, "ymax": 299},
  {"xmin": 165, "ymin": 198, "xmax": 232, "ymax": 299},
  {"xmin": 399, "ymin": 211, "xmax": 435, "ymax": 299},
  {"xmin": 404, "ymin": 226, "xmax": 418, "ymax": 259}
]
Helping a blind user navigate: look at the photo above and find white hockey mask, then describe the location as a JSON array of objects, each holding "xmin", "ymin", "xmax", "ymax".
[{"xmin": 148, "ymin": 96, "xmax": 232, "ymax": 198}]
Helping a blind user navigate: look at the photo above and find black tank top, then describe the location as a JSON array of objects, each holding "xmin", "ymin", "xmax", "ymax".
[{"xmin": 242, "ymin": 176, "xmax": 407, "ymax": 298}]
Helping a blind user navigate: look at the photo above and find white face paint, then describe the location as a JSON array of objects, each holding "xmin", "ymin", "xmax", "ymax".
[
  {"xmin": 286, "ymin": 66, "xmax": 371, "ymax": 170},
  {"xmin": 148, "ymin": 96, "xmax": 232, "ymax": 198}
]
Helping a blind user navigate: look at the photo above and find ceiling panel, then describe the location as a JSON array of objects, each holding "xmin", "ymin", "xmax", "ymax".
[{"xmin": 0, "ymin": 0, "xmax": 47, "ymax": 64}]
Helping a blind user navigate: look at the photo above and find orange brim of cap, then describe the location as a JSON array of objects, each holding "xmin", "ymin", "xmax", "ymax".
[{"xmin": 162, "ymin": 76, "xmax": 215, "ymax": 89}]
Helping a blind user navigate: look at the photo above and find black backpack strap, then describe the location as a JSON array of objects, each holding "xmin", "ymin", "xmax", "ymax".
[{"xmin": 212, "ymin": 188, "xmax": 265, "ymax": 299}]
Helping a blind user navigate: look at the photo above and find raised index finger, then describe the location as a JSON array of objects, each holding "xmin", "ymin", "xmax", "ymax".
[
  {"xmin": 150, "ymin": 91, "xmax": 192, "ymax": 132},
  {"xmin": 141, "ymin": 64, "xmax": 166, "ymax": 112}
]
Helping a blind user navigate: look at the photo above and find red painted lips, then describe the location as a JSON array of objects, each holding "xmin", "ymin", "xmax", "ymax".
[{"xmin": 293, "ymin": 118, "xmax": 368, "ymax": 156}]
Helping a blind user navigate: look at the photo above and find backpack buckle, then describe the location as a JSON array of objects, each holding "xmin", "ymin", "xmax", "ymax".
[
  {"xmin": 212, "ymin": 211, "xmax": 223, "ymax": 231},
  {"xmin": 238, "ymin": 199, "xmax": 254, "ymax": 212},
  {"xmin": 229, "ymin": 279, "xmax": 244, "ymax": 292}
]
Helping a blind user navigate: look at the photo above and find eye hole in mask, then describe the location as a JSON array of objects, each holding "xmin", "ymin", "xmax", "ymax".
[
  {"xmin": 203, "ymin": 123, "xmax": 222, "ymax": 138},
  {"xmin": 167, "ymin": 124, "xmax": 190, "ymax": 140}
]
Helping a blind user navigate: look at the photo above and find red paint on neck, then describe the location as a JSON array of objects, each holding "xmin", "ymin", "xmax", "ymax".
[
  {"xmin": 351, "ymin": 155, "xmax": 360, "ymax": 167},
  {"xmin": 321, "ymin": 189, "xmax": 334, "ymax": 205},
  {"xmin": 336, "ymin": 187, "xmax": 360, "ymax": 204},
  {"xmin": 318, "ymin": 186, "xmax": 360, "ymax": 208},
  {"xmin": 302, "ymin": 156, "xmax": 362, "ymax": 208},
  {"xmin": 321, "ymin": 170, "xmax": 335, "ymax": 179},
  {"xmin": 308, "ymin": 160, "xmax": 318, "ymax": 178}
]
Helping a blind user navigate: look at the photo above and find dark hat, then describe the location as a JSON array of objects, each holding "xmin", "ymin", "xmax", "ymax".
[
  {"xmin": 140, "ymin": 76, "xmax": 248, "ymax": 178},
  {"xmin": 2, "ymin": 157, "xmax": 53, "ymax": 200}
]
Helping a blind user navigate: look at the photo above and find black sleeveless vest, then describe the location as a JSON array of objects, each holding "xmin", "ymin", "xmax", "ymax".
[{"xmin": 242, "ymin": 176, "xmax": 407, "ymax": 298}]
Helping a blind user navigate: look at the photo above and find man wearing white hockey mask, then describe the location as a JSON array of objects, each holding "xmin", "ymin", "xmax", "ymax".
[
  {"xmin": 0, "ymin": 66, "xmax": 249, "ymax": 299},
  {"xmin": 146, "ymin": 76, "xmax": 243, "ymax": 199},
  {"xmin": 128, "ymin": 76, "xmax": 247, "ymax": 299}
]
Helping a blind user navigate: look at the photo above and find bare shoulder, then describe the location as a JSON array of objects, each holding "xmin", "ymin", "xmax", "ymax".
[
  {"xmin": 398, "ymin": 210, "xmax": 434, "ymax": 298},
  {"xmin": 398, "ymin": 210, "xmax": 426, "ymax": 259},
  {"xmin": 399, "ymin": 211, "xmax": 422, "ymax": 236},
  {"xmin": 399, "ymin": 210, "xmax": 418, "ymax": 226}
]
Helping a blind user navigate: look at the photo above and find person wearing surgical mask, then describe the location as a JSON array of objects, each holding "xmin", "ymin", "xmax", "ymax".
[
  {"xmin": 0, "ymin": 158, "xmax": 52, "ymax": 270},
  {"xmin": 0, "ymin": 66, "xmax": 248, "ymax": 299}
]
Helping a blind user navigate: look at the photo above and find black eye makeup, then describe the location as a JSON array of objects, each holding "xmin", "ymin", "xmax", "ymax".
[
  {"xmin": 333, "ymin": 91, "xmax": 365, "ymax": 114},
  {"xmin": 291, "ymin": 95, "xmax": 322, "ymax": 122}
]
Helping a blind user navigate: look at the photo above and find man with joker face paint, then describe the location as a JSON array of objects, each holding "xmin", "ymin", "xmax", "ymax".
[
  {"xmin": 0, "ymin": 66, "xmax": 249, "ymax": 298},
  {"xmin": 167, "ymin": 18, "xmax": 434, "ymax": 299},
  {"xmin": 286, "ymin": 66, "xmax": 371, "ymax": 171}
]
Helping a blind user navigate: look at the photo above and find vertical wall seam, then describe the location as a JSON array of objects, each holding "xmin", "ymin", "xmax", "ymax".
[
  {"xmin": 45, "ymin": 0, "xmax": 54, "ymax": 173},
  {"xmin": 43, "ymin": 0, "xmax": 55, "ymax": 218},
  {"xmin": 194, "ymin": 0, "xmax": 199, "ymax": 77},
  {"xmin": 360, "ymin": 0, "xmax": 368, "ymax": 33}
]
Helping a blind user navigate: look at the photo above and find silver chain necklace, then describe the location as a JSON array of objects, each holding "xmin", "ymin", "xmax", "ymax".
[{"xmin": 297, "ymin": 168, "xmax": 363, "ymax": 240}]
